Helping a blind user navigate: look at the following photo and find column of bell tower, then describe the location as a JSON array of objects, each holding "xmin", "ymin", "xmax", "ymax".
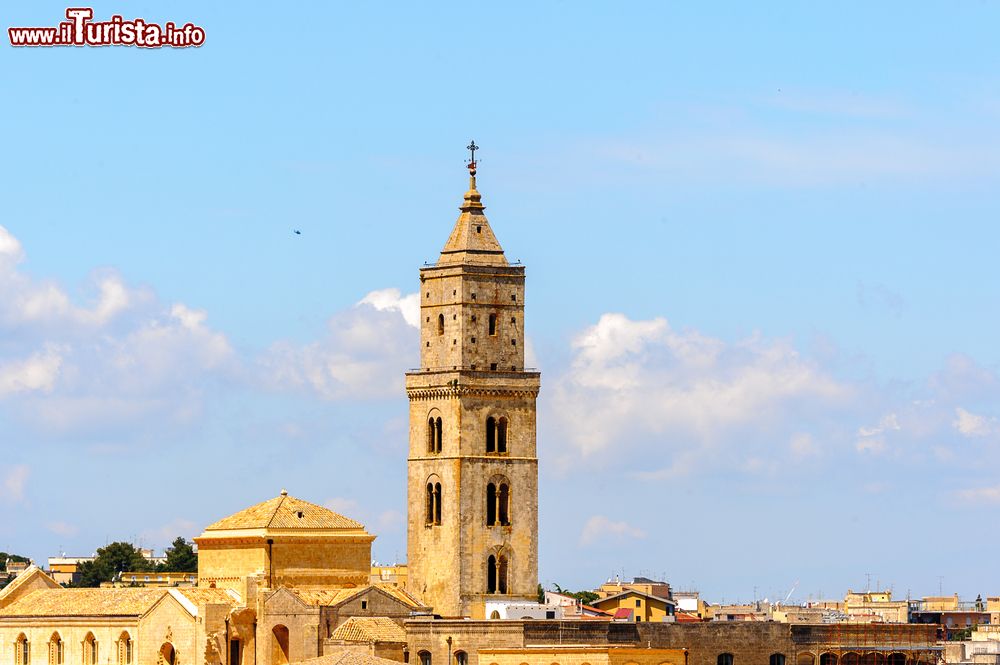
[{"xmin": 406, "ymin": 155, "xmax": 540, "ymax": 619}]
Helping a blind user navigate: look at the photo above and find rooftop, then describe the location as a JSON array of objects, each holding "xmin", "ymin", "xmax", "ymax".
[{"xmin": 204, "ymin": 491, "xmax": 364, "ymax": 531}]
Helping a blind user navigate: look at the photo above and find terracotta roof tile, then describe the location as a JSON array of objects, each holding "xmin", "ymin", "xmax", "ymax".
[
  {"xmin": 331, "ymin": 617, "xmax": 406, "ymax": 643},
  {"xmin": 1, "ymin": 588, "xmax": 166, "ymax": 617},
  {"xmin": 205, "ymin": 494, "xmax": 364, "ymax": 531},
  {"xmin": 299, "ymin": 651, "xmax": 402, "ymax": 665}
]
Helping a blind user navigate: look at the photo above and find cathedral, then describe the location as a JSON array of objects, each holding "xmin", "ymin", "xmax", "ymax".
[{"xmin": 0, "ymin": 151, "xmax": 544, "ymax": 664}]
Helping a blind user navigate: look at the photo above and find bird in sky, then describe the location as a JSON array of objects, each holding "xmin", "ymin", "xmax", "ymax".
[{"xmin": 293, "ymin": 230, "xmax": 301, "ymax": 235}]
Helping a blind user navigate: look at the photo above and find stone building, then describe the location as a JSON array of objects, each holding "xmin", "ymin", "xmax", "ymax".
[{"xmin": 405, "ymin": 158, "xmax": 540, "ymax": 619}]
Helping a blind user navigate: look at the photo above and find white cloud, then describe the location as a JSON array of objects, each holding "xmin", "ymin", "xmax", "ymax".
[
  {"xmin": 0, "ymin": 346, "xmax": 62, "ymax": 397},
  {"xmin": 0, "ymin": 226, "xmax": 234, "ymax": 436},
  {"xmin": 855, "ymin": 413, "xmax": 900, "ymax": 455},
  {"xmin": 955, "ymin": 485, "xmax": 1000, "ymax": 504},
  {"xmin": 325, "ymin": 497, "xmax": 362, "ymax": 517},
  {"xmin": 260, "ymin": 290, "xmax": 416, "ymax": 400},
  {"xmin": 358, "ymin": 288, "xmax": 419, "ymax": 328},
  {"xmin": 550, "ymin": 313, "xmax": 851, "ymax": 464},
  {"xmin": 579, "ymin": 515, "xmax": 646, "ymax": 546},
  {"xmin": 1, "ymin": 465, "xmax": 29, "ymax": 504},
  {"xmin": 953, "ymin": 407, "xmax": 1000, "ymax": 438}
]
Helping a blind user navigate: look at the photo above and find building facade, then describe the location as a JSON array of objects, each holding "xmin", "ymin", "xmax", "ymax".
[{"xmin": 405, "ymin": 161, "xmax": 540, "ymax": 618}]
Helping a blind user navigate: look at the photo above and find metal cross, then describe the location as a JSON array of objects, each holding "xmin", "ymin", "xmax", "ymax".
[{"xmin": 467, "ymin": 140, "xmax": 479, "ymax": 164}]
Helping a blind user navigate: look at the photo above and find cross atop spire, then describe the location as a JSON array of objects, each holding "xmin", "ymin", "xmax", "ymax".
[{"xmin": 466, "ymin": 140, "xmax": 479, "ymax": 174}]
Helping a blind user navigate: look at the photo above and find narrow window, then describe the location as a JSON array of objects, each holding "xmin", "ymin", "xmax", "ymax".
[
  {"xmin": 437, "ymin": 314, "xmax": 444, "ymax": 336},
  {"xmin": 361, "ymin": 600, "xmax": 368, "ymax": 610},
  {"xmin": 229, "ymin": 641, "xmax": 240, "ymax": 665},
  {"xmin": 471, "ymin": 337, "xmax": 476, "ymax": 344},
  {"xmin": 16, "ymin": 635, "xmax": 29, "ymax": 665},
  {"xmin": 426, "ymin": 483, "xmax": 434, "ymax": 525},
  {"xmin": 486, "ymin": 483, "xmax": 497, "ymax": 525},
  {"xmin": 427, "ymin": 417, "xmax": 436, "ymax": 453},
  {"xmin": 488, "ymin": 313, "xmax": 497, "ymax": 336},
  {"xmin": 486, "ymin": 417, "xmax": 496, "ymax": 453},
  {"xmin": 490, "ymin": 362, "xmax": 497, "ymax": 370},
  {"xmin": 497, "ymin": 417, "xmax": 508, "ymax": 453},
  {"xmin": 435, "ymin": 417, "xmax": 443, "ymax": 453},
  {"xmin": 455, "ymin": 652, "xmax": 468, "ymax": 665},
  {"xmin": 498, "ymin": 554, "xmax": 509, "ymax": 594},
  {"xmin": 419, "ymin": 652, "xmax": 432, "ymax": 665},
  {"xmin": 471, "ymin": 293, "xmax": 476, "ymax": 300},
  {"xmin": 498, "ymin": 483, "xmax": 510, "ymax": 526},
  {"xmin": 434, "ymin": 482, "xmax": 442, "ymax": 524},
  {"xmin": 48, "ymin": 634, "xmax": 62, "ymax": 665},
  {"xmin": 511, "ymin": 338, "xmax": 516, "ymax": 346},
  {"xmin": 487, "ymin": 555, "xmax": 497, "ymax": 593},
  {"xmin": 511, "ymin": 317, "xmax": 516, "ymax": 324},
  {"xmin": 83, "ymin": 633, "xmax": 98, "ymax": 665}
]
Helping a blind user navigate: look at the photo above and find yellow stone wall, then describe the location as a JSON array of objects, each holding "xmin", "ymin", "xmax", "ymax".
[
  {"xmin": 197, "ymin": 540, "xmax": 268, "ymax": 597},
  {"xmin": 0, "ymin": 621, "xmax": 137, "ymax": 665},
  {"xmin": 479, "ymin": 647, "xmax": 687, "ymax": 665}
]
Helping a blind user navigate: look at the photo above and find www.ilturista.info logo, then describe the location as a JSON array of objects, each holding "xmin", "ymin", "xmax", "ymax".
[{"xmin": 8, "ymin": 8, "xmax": 205, "ymax": 48}]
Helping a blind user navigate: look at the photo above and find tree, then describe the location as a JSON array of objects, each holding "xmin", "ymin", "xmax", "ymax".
[
  {"xmin": 74, "ymin": 542, "xmax": 152, "ymax": 587},
  {"xmin": 552, "ymin": 583, "xmax": 600, "ymax": 605},
  {"xmin": 159, "ymin": 537, "xmax": 197, "ymax": 573}
]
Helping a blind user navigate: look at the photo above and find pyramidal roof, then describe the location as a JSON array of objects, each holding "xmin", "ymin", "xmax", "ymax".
[
  {"xmin": 204, "ymin": 490, "xmax": 365, "ymax": 531},
  {"xmin": 437, "ymin": 168, "xmax": 509, "ymax": 267}
]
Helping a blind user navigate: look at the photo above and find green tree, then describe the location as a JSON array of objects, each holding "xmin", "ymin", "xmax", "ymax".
[
  {"xmin": 160, "ymin": 537, "xmax": 197, "ymax": 573},
  {"xmin": 552, "ymin": 583, "xmax": 600, "ymax": 605},
  {"xmin": 74, "ymin": 542, "xmax": 152, "ymax": 587}
]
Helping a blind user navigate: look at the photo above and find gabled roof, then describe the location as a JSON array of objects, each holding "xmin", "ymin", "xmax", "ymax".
[
  {"xmin": 331, "ymin": 617, "xmax": 406, "ymax": 643},
  {"xmin": 291, "ymin": 584, "xmax": 425, "ymax": 610},
  {"xmin": 0, "ymin": 565, "xmax": 60, "ymax": 609},
  {"xmin": 204, "ymin": 491, "xmax": 364, "ymax": 531},
  {"xmin": 1, "ymin": 588, "xmax": 167, "ymax": 617},
  {"xmin": 594, "ymin": 589, "xmax": 676, "ymax": 606}
]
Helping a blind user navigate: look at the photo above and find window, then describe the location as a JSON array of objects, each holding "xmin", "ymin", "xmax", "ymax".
[
  {"xmin": 497, "ymin": 417, "xmax": 507, "ymax": 453},
  {"xmin": 438, "ymin": 314, "xmax": 445, "ymax": 336},
  {"xmin": 487, "ymin": 554, "xmax": 497, "ymax": 593},
  {"xmin": 455, "ymin": 652, "xmax": 468, "ymax": 665},
  {"xmin": 271, "ymin": 626, "xmax": 289, "ymax": 665},
  {"xmin": 490, "ymin": 363, "xmax": 497, "ymax": 370},
  {"xmin": 435, "ymin": 482, "xmax": 442, "ymax": 524},
  {"xmin": 488, "ymin": 313, "xmax": 497, "ymax": 336},
  {"xmin": 511, "ymin": 294, "xmax": 517, "ymax": 301},
  {"xmin": 118, "ymin": 634, "xmax": 132, "ymax": 665},
  {"xmin": 476, "ymin": 225, "xmax": 482, "ymax": 233},
  {"xmin": 718, "ymin": 655, "xmax": 734, "ymax": 665},
  {"xmin": 361, "ymin": 600, "xmax": 368, "ymax": 610},
  {"xmin": 511, "ymin": 317, "xmax": 516, "ymax": 324},
  {"xmin": 486, "ymin": 417, "xmax": 496, "ymax": 453},
  {"xmin": 771, "ymin": 656, "xmax": 787, "ymax": 665},
  {"xmin": 486, "ymin": 483, "xmax": 497, "ymax": 525},
  {"xmin": 511, "ymin": 338, "xmax": 516, "ymax": 346},
  {"xmin": 15, "ymin": 635, "xmax": 29, "ymax": 665},
  {"xmin": 229, "ymin": 641, "xmax": 240, "ymax": 665},
  {"xmin": 49, "ymin": 634, "xmax": 63, "ymax": 665},
  {"xmin": 498, "ymin": 483, "xmax": 510, "ymax": 526},
  {"xmin": 636, "ymin": 599, "xmax": 642, "ymax": 607},
  {"xmin": 83, "ymin": 633, "xmax": 98, "ymax": 665},
  {"xmin": 427, "ymin": 416, "xmax": 442, "ymax": 454},
  {"xmin": 497, "ymin": 553, "xmax": 508, "ymax": 594},
  {"xmin": 426, "ymin": 483, "xmax": 435, "ymax": 524},
  {"xmin": 419, "ymin": 652, "xmax": 432, "ymax": 665},
  {"xmin": 471, "ymin": 293, "xmax": 476, "ymax": 300}
]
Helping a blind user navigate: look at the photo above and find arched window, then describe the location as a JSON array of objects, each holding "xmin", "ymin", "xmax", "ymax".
[
  {"xmin": 797, "ymin": 654, "xmax": 816, "ymax": 665},
  {"xmin": 434, "ymin": 482, "xmax": 442, "ymax": 524},
  {"xmin": 498, "ymin": 483, "xmax": 510, "ymax": 526},
  {"xmin": 488, "ymin": 313, "xmax": 497, "ymax": 336},
  {"xmin": 15, "ymin": 635, "xmax": 29, "ymax": 665},
  {"xmin": 117, "ymin": 633, "xmax": 132, "ymax": 665},
  {"xmin": 48, "ymin": 633, "xmax": 63, "ymax": 665},
  {"xmin": 427, "ymin": 416, "xmax": 442, "ymax": 453},
  {"xmin": 486, "ymin": 483, "xmax": 497, "ymax": 525},
  {"xmin": 497, "ymin": 553, "xmax": 508, "ymax": 594},
  {"xmin": 455, "ymin": 652, "xmax": 468, "ymax": 665},
  {"xmin": 418, "ymin": 651, "xmax": 431, "ymax": 665},
  {"xmin": 437, "ymin": 314, "xmax": 445, "ymax": 336},
  {"xmin": 487, "ymin": 554, "xmax": 497, "ymax": 593},
  {"xmin": 497, "ymin": 417, "xmax": 507, "ymax": 453},
  {"xmin": 83, "ymin": 633, "xmax": 98, "ymax": 665},
  {"xmin": 486, "ymin": 416, "xmax": 496, "ymax": 453},
  {"xmin": 820, "ymin": 655, "xmax": 838, "ymax": 665},
  {"xmin": 426, "ymin": 482, "xmax": 435, "ymax": 525},
  {"xmin": 772, "ymin": 655, "xmax": 787, "ymax": 665},
  {"xmin": 718, "ymin": 655, "xmax": 734, "ymax": 665},
  {"xmin": 271, "ymin": 626, "xmax": 289, "ymax": 665},
  {"xmin": 158, "ymin": 644, "xmax": 175, "ymax": 665}
]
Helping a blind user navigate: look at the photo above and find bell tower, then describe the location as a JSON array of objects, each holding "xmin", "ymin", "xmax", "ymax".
[{"xmin": 406, "ymin": 145, "xmax": 540, "ymax": 618}]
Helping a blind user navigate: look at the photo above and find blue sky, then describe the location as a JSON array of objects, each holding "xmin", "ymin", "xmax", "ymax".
[{"xmin": 2, "ymin": 2, "xmax": 999, "ymax": 604}]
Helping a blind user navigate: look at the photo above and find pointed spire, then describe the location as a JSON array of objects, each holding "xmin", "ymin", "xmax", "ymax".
[{"xmin": 438, "ymin": 142, "xmax": 508, "ymax": 267}]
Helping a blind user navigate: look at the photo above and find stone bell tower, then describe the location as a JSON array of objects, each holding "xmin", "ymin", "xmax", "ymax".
[{"xmin": 406, "ymin": 144, "xmax": 540, "ymax": 619}]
